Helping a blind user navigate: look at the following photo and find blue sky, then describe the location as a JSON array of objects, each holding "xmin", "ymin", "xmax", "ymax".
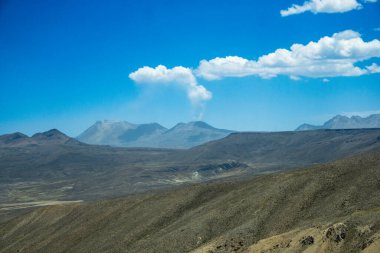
[{"xmin": 1, "ymin": 0, "xmax": 380, "ymax": 136}]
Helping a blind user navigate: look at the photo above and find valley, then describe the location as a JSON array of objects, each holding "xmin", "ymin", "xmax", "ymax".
[{"xmin": 1, "ymin": 128, "xmax": 380, "ymax": 205}]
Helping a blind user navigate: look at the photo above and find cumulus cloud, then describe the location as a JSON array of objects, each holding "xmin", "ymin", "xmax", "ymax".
[
  {"xmin": 196, "ymin": 30, "xmax": 380, "ymax": 80},
  {"xmin": 129, "ymin": 65, "xmax": 212, "ymax": 104},
  {"xmin": 130, "ymin": 30, "xmax": 379, "ymax": 114},
  {"xmin": 281, "ymin": 0, "xmax": 363, "ymax": 16}
]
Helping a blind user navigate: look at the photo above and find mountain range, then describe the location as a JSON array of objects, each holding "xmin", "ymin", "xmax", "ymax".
[
  {"xmin": 296, "ymin": 114, "xmax": 380, "ymax": 131},
  {"xmin": 77, "ymin": 120, "xmax": 234, "ymax": 148},
  {"xmin": 1, "ymin": 128, "xmax": 380, "ymax": 205}
]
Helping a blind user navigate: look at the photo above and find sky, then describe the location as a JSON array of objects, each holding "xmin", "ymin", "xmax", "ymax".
[{"xmin": 1, "ymin": 0, "xmax": 380, "ymax": 136}]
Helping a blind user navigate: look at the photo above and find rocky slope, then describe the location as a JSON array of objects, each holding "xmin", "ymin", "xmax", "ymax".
[{"xmin": 1, "ymin": 152, "xmax": 380, "ymax": 253}]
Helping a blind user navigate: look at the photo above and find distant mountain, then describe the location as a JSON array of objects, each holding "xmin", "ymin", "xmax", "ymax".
[
  {"xmin": 77, "ymin": 120, "xmax": 234, "ymax": 148},
  {"xmin": 295, "ymin": 123, "xmax": 322, "ymax": 131},
  {"xmin": 149, "ymin": 121, "xmax": 233, "ymax": 149},
  {"xmin": 0, "ymin": 129, "xmax": 79, "ymax": 147},
  {"xmin": 77, "ymin": 120, "xmax": 167, "ymax": 147},
  {"xmin": 31, "ymin": 129, "xmax": 75, "ymax": 144},
  {"xmin": 296, "ymin": 114, "xmax": 380, "ymax": 131},
  {"xmin": 0, "ymin": 132, "xmax": 29, "ymax": 146}
]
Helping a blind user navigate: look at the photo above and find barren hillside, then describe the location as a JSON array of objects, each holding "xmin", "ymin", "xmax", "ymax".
[{"xmin": 1, "ymin": 152, "xmax": 380, "ymax": 253}]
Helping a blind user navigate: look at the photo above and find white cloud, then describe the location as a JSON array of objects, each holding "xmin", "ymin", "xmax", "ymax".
[
  {"xmin": 196, "ymin": 30, "xmax": 380, "ymax": 80},
  {"xmin": 290, "ymin": 75, "xmax": 301, "ymax": 80},
  {"xmin": 129, "ymin": 65, "xmax": 212, "ymax": 104},
  {"xmin": 366, "ymin": 63, "xmax": 380, "ymax": 73},
  {"xmin": 281, "ymin": 0, "xmax": 362, "ymax": 16},
  {"xmin": 130, "ymin": 30, "xmax": 379, "ymax": 113}
]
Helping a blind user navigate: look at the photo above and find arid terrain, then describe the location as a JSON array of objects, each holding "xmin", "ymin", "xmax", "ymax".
[
  {"xmin": 1, "ymin": 150, "xmax": 380, "ymax": 252},
  {"xmin": 2, "ymin": 0, "xmax": 380, "ymax": 252},
  {"xmin": 1, "ymin": 128, "xmax": 380, "ymax": 204}
]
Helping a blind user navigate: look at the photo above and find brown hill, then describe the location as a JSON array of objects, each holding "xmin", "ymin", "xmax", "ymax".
[{"xmin": 1, "ymin": 151, "xmax": 380, "ymax": 253}]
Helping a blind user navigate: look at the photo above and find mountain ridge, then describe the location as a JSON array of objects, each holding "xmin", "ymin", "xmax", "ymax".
[
  {"xmin": 296, "ymin": 114, "xmax": 380, "ymax": 131},
  {"xmin": 77, "ymin": 120, "xmax": 234, "ymax": 148},
  {"xmin": 0, "ymin": 129, "xmax": 79, "ymax": 147}
]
